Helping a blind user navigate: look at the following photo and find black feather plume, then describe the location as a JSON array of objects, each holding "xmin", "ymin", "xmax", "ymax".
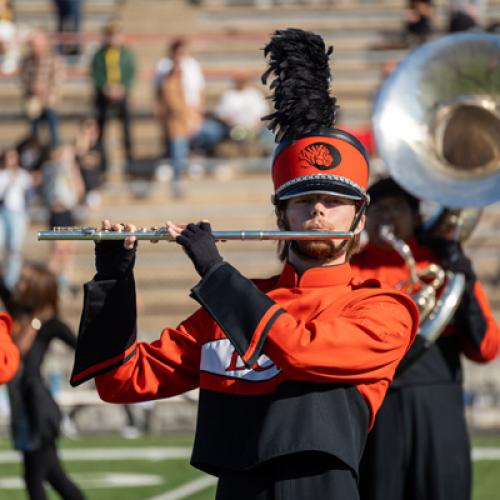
[{"xmin": 261, "ymin": 28, "xmax": 338, "ymax": 143}]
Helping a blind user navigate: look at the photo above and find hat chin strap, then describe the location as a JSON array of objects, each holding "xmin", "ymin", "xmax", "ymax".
[{"xmin": 334, "ymin": 199, "xmax": 367, "ymax": 256}]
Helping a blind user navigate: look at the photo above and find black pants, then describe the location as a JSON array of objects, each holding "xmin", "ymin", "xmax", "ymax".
[
  {"xmin": 216, "ymin": 452, "xmax": 359, "ymax": 500},
  {"xmin": 359, "ymin": 384, "xmax": 471, "ymax": 500},
  {"xmin": 23, "ymin": 441, "xmax": 85, "ymax": 500},
  {"xmin": 95, "ymin": 90, "xmax": 133, "ymax": 161}
]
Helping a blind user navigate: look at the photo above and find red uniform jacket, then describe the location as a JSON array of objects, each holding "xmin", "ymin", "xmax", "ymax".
[
  {"xmin": 0, "ymin": 312, "xmax": 19, "ymax": 384},
  {"xmin": 351, "ymin": 240, "xmax": 500, "ymax": 387},
  {"xmin": 71, "ymin": 262, "xmax": 418, "ymax": 476}
]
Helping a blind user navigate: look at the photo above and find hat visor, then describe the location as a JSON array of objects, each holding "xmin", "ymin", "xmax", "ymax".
[{"xmin": 275, "ymin": 178, "xmax": 364, "ymax": 202}]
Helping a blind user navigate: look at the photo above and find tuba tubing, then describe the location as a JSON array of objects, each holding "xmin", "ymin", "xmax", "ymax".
[{"xmin": 418, "ymin": 271, "xmax": 466, "ymax": 343}]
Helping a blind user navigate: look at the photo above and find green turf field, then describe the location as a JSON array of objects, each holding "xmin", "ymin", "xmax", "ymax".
[{"xmin": 0, "ymin": 434, "xmax": 499, "ymax": 499}]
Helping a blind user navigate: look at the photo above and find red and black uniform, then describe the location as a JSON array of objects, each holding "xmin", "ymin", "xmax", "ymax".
[
  {"xmin": 352, "ymin": 240, "xmax": 500, "ymax": 500},
  {"xmin": 71, "ymin": 261, "xmax": 418, "ymax": 498},
  {"xmin": 0, "ymin": 312, "xmax": 19, "ymax": 385}
]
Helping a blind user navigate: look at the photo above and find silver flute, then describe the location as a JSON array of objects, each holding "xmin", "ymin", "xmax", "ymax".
[{"xmin": 38, "ymin": 227, "xmax": 354, "ymax": 242}]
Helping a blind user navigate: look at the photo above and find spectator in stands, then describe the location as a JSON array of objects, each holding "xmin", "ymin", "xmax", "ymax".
[
  {"xmin": 158, "ymin": 50, "xmax": 201, "ymax": 197},
  {"xmin": 189, "ymin": 74, "xmax": 272, "ymax": 157},
  {"xmin": 405, "ymin": 0, "xmax": 434, "ymax": 46},
  {"xmin": 91, "ymin": 21, "xmax": 136, "ymax": 163},
  {"xmin": 154, "ymin": 37, "xmax": 205, "ymax": 113},
  {"xmin": 448, "ymin": 0, "xmax": 486, "ymax": 32},
  {"xmin": 7, "ymin": 262, "xmax": 85, "ymax": 500},
  {"xmin": 0, "ymin": 0, "xmax": 20, "ymax": 74},
  {"xmin": 74, "ymin": 117, "xmax": 107, "ymax": 209},
  {"xmin": 0, "ymin": 310, "xmax": 19, "ymax": 384},
  {"xmin": 154, "ymin": 37, "xmax": 205, "ymax": 157},
  {"xmin": 0, "ymin": 148, "xmax": 33, "ymax": 291},
  {"xmin": 40, "ymin": 144, "xmax": 84, "ymax": 293},
  {"xmin": 16, "ymin": 135, "xmax": 47, "ymax": 173},
  {"xmin": 19, "ymin": 28, "xmax": 64, "ymax": 148},
  {"xmin": 52, "ymin": 0, "xmax": 82, "ymax": 56}
]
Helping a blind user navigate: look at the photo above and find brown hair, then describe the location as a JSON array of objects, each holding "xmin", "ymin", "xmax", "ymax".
[{"xmin": 14, "ymin": 263, "xmax": 59, "ymax": 316}]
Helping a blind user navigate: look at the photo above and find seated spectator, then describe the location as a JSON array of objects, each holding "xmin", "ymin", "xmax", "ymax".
[
  {"xmin": 16, "ymin": 135, "xmax": 47, "ymax": 173},
  {"xmin": 0, "ymin": 148, "xmax": 33, "ymax": 291},
  {"xmin": 448, "ymin": 0, "xmax": 485, "ymax": 32},
  {"xmin": 191, "ymin": 75, "xmax": 272, "ymax": 157},
  {"xmin": 74, "ymin": 118, "xmax": 107, "ymax": 209}
]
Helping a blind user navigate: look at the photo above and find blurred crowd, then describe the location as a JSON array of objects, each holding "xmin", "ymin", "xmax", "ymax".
[
  {"xmin": 0, "ymin": 11, "xmax": 274, "ymax": 297},
  {"xmin": 0, "ymin": 0, "xmax": 498, "ymax": 298}
]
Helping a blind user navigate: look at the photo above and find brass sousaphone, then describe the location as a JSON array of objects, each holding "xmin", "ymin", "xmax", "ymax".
[{"xmin": 372, "ymin": 32, "xmax": 500, "ymax": 354}]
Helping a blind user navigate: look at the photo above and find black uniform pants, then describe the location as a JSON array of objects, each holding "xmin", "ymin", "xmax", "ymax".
[
  {"xmin": 23, "ymin": 441, "xmax": 85, "ymax": 500},
  {"xmin": 95, "ymin": 90, "xmax": 133, "ymax": 162},
  {"xmin": 359, "ymin": 384, "xmax": 471, "ymax": 500},
  {"xmin": 216, "ymin": 452, "xmax": 359, "ymax": 500}
]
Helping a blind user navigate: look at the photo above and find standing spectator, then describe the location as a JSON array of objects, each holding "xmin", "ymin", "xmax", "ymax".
[
  {"xmin": 154, "ymin": 37, "xmax": 205, "ymax": 157},
  {"xmin": 158, "ymin": 53, "xmax": 201, "ymax": 197},
  {"xmin": 0, "ymin": 148, "xmax": 33, "ymax": 291},
  {"xmin": 52, "ymin": 0, "xmax": 82, "ymax": 55},
  {"xmin": 19, "ymin": 29, "xmax": 64, "ymax": 148},
  {"xmin": 91, "ymin": 21, "xmax": 135, "ymax": 163},
  {"xmin": 154, "ymin": 37, "xmax": 205, "ymax": 111},
  {"xmin": 7, "ymin": 263, "xmax": 86, "ymax": 500},
  {"xmin": 40, "ymin": 144, "xmax": 84, "ymax": 292},
  {"xmin": 74, "ymin": 117, "xmax": 107, "ymax": 209}
]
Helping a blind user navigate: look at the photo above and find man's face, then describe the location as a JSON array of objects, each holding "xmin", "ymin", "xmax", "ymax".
[
  {"xmin": 365, "ymin": 195, "xmax": 420, "ymax": 248},
  {"xmin": 281, "ymin": 193, "xmax": 363, "ymax": 261}
]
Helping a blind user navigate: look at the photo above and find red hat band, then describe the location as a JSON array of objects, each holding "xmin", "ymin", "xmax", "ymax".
[{"xmin": 272, "ymin": 133, "xmax": 369, "ymax": 203}]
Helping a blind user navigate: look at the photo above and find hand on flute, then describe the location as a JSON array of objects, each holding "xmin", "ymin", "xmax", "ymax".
[
  {"xmin": 94, "ymin": 220, "xmax": 138, "ymax": 281},
  {"xmin": 167, "ymin": 220, "xmax": 223, "ymax": 278}
]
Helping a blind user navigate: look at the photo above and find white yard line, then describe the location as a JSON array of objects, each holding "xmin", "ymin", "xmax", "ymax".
[
  {"xmin": 473, "ymin": 448, "xmax": 500, "ymax": 460},
  {"xmin": 148, "ymin": 476, "xmax": 217, "ymax": 500},
  {"xmin": 1, "ymin": 446, "xmax": 500, "ymax": 464},
  {"xmin": 0, "ymin": 447, "xmax": 191, "ymax": 463}
]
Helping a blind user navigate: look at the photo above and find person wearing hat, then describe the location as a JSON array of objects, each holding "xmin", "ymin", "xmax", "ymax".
[
  {"xmin": 70, "ymin": 29, "xmax": 418, "ymax": 499},
  {"xmin": 351, "ymin": 177, "xmax": 500, "ymax": 500}
]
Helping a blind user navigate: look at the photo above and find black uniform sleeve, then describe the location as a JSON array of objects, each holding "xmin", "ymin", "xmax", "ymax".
[
  {"xmin": 70, "ymin": 275, "xmax": 137, "ymax": 386},
  {"xmin": 190, "ymin": 262, "xmax": 285, "ymax": 368}
]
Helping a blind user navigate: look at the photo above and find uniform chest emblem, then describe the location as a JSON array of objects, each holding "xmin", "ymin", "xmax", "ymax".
[{"xmin": 200, "ymin": 339, "xmax": 281, "ymax": 381}]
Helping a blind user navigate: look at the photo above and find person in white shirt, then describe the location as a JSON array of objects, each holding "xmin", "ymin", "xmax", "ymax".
[
  {"xmin": 0, "ymin": 148, "xmax": 33, "ymax": 290},
  {"xmin": 215, "ymin": 75, "xmax": 269, "ymax": 132},
  {"xmin": 154, "ymin": 37, "xmax": 206, "ymax": 160},
  {"xmin": 154, "ymin": 37, "xmax": 205, "ymax": 109},
  {"xmin": 191, "ymin": 75, "xmax": 272, "ymax": 156}
]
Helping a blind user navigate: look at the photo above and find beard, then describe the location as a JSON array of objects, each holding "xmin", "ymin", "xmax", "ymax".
[{"xmin": 283, "ymin": 219, "xmax": 348, "ymax": 263}]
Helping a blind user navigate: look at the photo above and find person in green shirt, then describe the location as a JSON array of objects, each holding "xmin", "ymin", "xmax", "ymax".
[{"xmin": 91, "ymin": 21, "xmax": 136, "ymax": 162}]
